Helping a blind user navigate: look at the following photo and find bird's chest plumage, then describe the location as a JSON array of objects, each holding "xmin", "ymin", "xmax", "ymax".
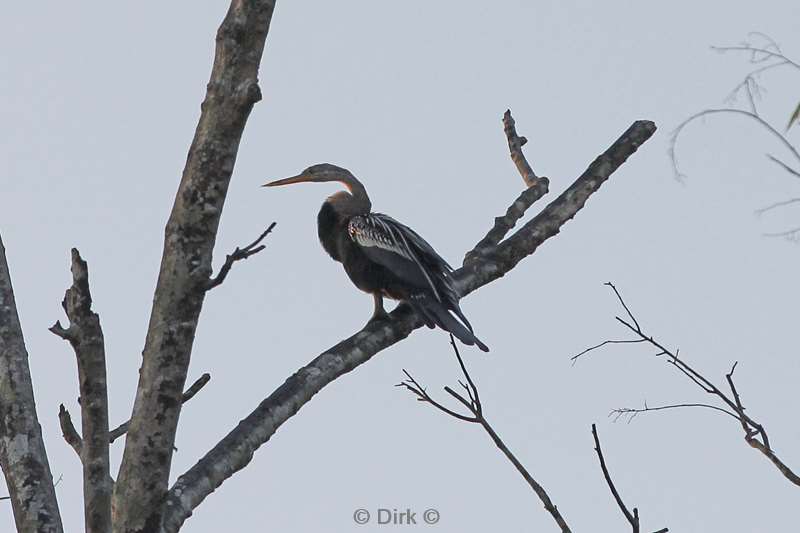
[{"xmin": 317, "ymin": 202, "xmax": 386, "ymax": 294}]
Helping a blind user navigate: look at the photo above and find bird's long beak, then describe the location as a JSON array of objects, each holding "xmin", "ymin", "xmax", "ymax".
[{"xmin": 262, "ymin": 173, "xmax": 315, "ymax": 187}]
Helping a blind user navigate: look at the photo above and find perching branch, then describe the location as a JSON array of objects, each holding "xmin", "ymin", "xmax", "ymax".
[
  {"xmin": 576, "ymin": 282, "xmax": 800, "ymax": 488},
  {"xmin": 49, "ymin": 248, "xmax": 112, "ymax": 533},
  {"xmin": 112, "ymin": 1, "xmax": 277, "ymax": 531},
  {"xmin": 205, "ymin": 223, "xmax": 276, "ymax": 290},
  {"xmin": 162, "ymin": 118, "xmax": 656, "ymax": 532},
  {"xmin": 465, "ymin": 109, "xmax": 549, "ymax": 263},
  {"xmin": 399, "ymin": 336, "xmax": 572, "ymax": 533},
  {"xmin": 0, "ymin": 234, "xmax": 64, "ymax": 533},
  {"xmin": 108, "ymin": 373, "xmax": 211, "ymax": 444}
]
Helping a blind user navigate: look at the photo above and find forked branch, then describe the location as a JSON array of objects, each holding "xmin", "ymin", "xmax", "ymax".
[
  {"xmin": 49, "ymin": 249, "xmax": 111, "ymax": 533},
  {"xmin": 465, "ymin": 110, "xmax": 550, "ymax": 263},
  {"xmin": 575, "ymin": 282, "xmax": 800, "ymax": 487},
  {"xmin": 206, "ymin": 223, "xmax": 276, "ymax": 290},
  {"xmin": 399, "ymin": 336, "xmax": 572, "ymax": 533},
  {"xmin": 671, "ymin": 34, "xmax": 800, "ymax": 237}
]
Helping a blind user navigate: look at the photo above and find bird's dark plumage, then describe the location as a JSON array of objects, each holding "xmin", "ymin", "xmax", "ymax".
[{"xmin": 265, "ymin": 164, "xmax": 489, "ymax": 352}]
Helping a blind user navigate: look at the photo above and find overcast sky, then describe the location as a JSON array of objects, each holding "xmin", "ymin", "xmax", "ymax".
[{"xmin": 2, "ymin": 2, "xmax": 799, "ymax": 532}]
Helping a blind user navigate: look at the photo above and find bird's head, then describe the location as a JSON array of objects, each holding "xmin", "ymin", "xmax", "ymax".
[
  {"xmin": 263, "ymin": 163, "xmax": 371, "ymax": 211},
  {"xmin": 263, "ymin": 163, "xmax": 355, "ymax": 188}
]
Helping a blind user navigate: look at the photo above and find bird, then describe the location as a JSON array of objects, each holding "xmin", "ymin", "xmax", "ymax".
[{"xmin": 263, "ymin": 163, "xmax": 489, "ymax": 352}]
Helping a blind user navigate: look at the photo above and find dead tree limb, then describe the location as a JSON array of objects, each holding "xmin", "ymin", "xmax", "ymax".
[
  {"xmin": 576, "ymin": 283, "xmax": 800, "ymax": 488},
  {"xmin": 49, "ymin": 249, "xmax": 112, "ymax": 533},
  {"xmin": 591, "ymin": 424, "xmax": 668, "ymax": 533},
  {"xmin": 112, "ymin": 1, "xmax": 277, "ymax": 531},
  {"xmin": 465, "ymin": 109, "xmax": 549, "ymax": 263},
  {"xmin": 161, "ymin": 118, "xmax": 656, "ymax": 532},
  {"xmin": 503, "ymin": 108, "xmax": 541, "ymax": 187},
  {"xmin": 58, "ymin": 404, "xmax": 83, "ymax": 459},
  {"xmin": 0, "ymin": 234, "xmax": 64, "ymax": 533},
  {"xmin": 205, "ymin": 223, "xmax": 276, "ymax": 291},
  {"xmin": 398, "ymin": 336, "xmax": 572, "ymax": 533},
  {"xmin": 109, "ymin": 374, "xmax": 211, "ymax": 444}
]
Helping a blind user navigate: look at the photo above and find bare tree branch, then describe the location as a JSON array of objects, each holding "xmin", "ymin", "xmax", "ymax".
[
  {"xmin": 671, "ymin": 35, "xmax": 800, "ymax": 234},
  {"xmin": 205, "ymin": 223, "xmax": 276, "ymax": 290},
  {"xmin": 577, "ymin": 283, "xmax": 800, "ymax": 487},
  {"xmin": 161, "ymin": 119, "xmax": 656, "ymax": 532},
  {"xmin": 400, "ymin": 337, "xmax": 572, "ymax": 533},
  {"xmin": 766, "ymin": 154, "xmax": 800, "ymax": 179},
  {"xmin": 0, "ymin": 234, "xmax": 64, "ymax": 533},
  {"xmin": 670, "ymin": 108, "xmax": 800, "ymax": 182},
  {"xmin": 109, "ymin": 374, "xmax": 211, "ymax": 444},
  {"xmin": 112, "ymin": 2, "xmax": 278, "ymax": 530},
  {"xmin": 58, "ymin": 404, "xmax": 83, "ymax": 458},
  {"xmin": 465, "ymin": 110, "xmax": 549, "ymax": 264},
  {"xmin": 591, "ymin": 424, "xmax": 669, "ymax": 533},
  {"xmin": 49, "ymin": 248, "xmax": 111, "ymax": 533},
  {"xmin": 504, "ymin": 108, "xmax": 541, "ymax": 187},
  {"xmin": 754, "ymin": 197, "xmax": 800, "ymax": 216},
  {"xmin": 610, "ymin": 403, "xmax": 740, "ymax": 423}
]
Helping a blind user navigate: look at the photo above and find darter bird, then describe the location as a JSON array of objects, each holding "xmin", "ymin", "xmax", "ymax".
[{"xmin": 263, "ymin": 164, "xmax": 489, "ymax": 352}]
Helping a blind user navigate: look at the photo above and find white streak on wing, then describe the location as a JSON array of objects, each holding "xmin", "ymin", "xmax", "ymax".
[{"xmin": 348, "ymin": 215, "xmax": 443, "ymax": 302}]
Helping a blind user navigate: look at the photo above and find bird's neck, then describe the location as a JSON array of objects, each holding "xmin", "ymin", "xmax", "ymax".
[{"xmin": 327, "ymin": 190, "xmax": 371, "ymax": 216}]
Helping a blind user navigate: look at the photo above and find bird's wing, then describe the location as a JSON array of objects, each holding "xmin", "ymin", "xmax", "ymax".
[{"xmin": 347, "ymin": 213, "xmax": 456, "ymax": 303}]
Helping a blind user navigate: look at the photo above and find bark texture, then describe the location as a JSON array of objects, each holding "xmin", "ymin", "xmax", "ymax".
[
  {"xmin": 161, "ymin": 120, "xmax": 657, "ymax": 532},
  {"xmin": 50, "ymin": 249, "xmax": 111, "ymax": 533},
  {"xmin": 112, "ymin": 2, "xmax": 277, "ymax": 532},
  {"xmin": 0, "ymin": 234, "xmax": 63, "ymax": 533}
]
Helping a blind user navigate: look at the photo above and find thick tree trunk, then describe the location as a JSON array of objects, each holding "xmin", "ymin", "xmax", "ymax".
[
  {"xmin": 112, "ymin": 2, "xmax": 277, "ymax": 532},
  {"xmin": 0, "ymin": 235, "xmax": 64, "ymax": 533}
]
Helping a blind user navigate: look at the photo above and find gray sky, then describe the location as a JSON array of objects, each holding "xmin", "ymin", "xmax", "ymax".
[{"xmin": 2, "ymin": 1, "xmax": 799, "ymax": 531}]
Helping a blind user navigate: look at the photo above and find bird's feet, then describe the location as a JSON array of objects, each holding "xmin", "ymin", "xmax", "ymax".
[{"xmin": 366, "ymin": 309, "xmax": 391, "ymax": 326}]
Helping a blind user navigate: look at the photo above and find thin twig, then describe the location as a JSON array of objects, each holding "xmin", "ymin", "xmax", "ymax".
[
  {"xmin": 571, "ymin": 339, "xmax": 646, "ymax": 363},
  {"xmin": 592, "ymin": 424, "xmax": 648, "ymax": 533},
  {"xmin": 671, "ymin": 36, "xmax": 800, "ymax": 236},
  {"xmin": 710, "ymin": 45, "xmax": 800, "ymax": 70},
  {"xmin": 610, "ymin": 403, "xmax": 740, "ymax": 423},
  {"xmin": 754, "ymin": 197, "xmax": 800, "ymax": 216},
  {"xmin": 109, "ymin": 373, "xmax": 211, "ymax": 443},
  {"xmin": 206, "ymin": 223, "xmax": 276, "ymax": 290},
  {"xmin": 766, "ymin": 154, "xmax": 800, "ymax": 179},
  {"xmin": 581, "ymin": 283, "xmax": 800, "ymax": 487},
  {"xmin": 399, "ymin": 336, "xmax": 572, "ymax": 533}
]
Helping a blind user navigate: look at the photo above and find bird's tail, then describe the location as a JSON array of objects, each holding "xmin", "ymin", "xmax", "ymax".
[{"xmin": 408, "ymin": 294, "xmax": 490, "ymax": 352}]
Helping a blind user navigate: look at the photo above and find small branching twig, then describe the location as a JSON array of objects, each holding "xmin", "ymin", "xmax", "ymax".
[
  {"xmin": 109, "ymin": 373, "xmax": 211, "ymax": 444},
  {"xmin": 671, "ymin": 34, "xmax": 800, "ymax": 237},
  {"xmin": 205, "ymin": 223, "xmax": 276, "ymax": 290},
  {"xmin": 576, "ymin": 282, "xmax": 800, "ymax": 487},
  {"xmin": 398, "ymin": 336, "xmax": 572, "ymax": 533}
]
